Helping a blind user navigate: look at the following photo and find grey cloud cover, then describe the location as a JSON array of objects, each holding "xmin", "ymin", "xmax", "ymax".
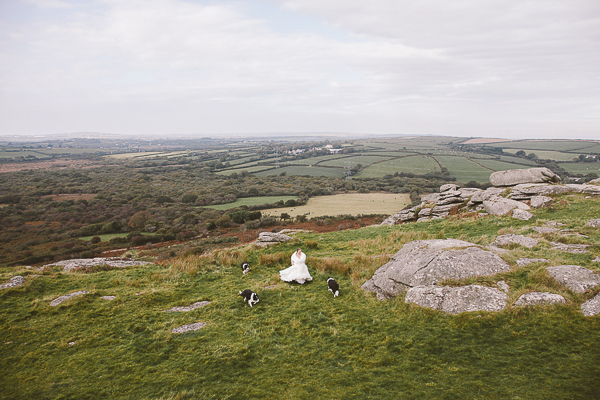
[{"xmin": 0, "ymin": 0, "xmax": 598, "ymax": 138}]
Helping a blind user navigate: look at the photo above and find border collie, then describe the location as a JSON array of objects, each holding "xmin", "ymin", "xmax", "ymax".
[
  {"xmin": 241, "ymin": 261, "xmax": 250, "ymax": 275},
  {"xmin": 239, "ymin": 289, "xmax": 259, "ymax": 307},
  {"xmin": 327, "ymin": 278, "xmax": 339, "ymax": 297}
]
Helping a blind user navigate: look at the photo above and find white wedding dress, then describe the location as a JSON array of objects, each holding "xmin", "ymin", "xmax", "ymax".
[{"xmin": 280, "ymin": 251, "xmax": 312, "ymax": 284}]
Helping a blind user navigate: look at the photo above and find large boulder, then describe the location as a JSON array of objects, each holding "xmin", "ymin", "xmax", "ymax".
[
  {"xmin": 256, "ymin": 232, "xmax": 293, "ymax": 245},
  {"xmin": 489, "ymin": 167, "xmax": 561, "ymax": 187},
  {"xmin": 509, "ymin": 183, "xmax": 570, "ymax": 200},
  {"xmin": 581, "ymin": 294, "xmax": 600, "ymax": 316},
  {"xmin": 530, "ymin": 195, "xmax": 553, "ymax": 208},
  {"xmin": 546, "ymin": 265, "xmax": 600, "ymax": 293},
  {"xmin": 405, "ymin": 285, "xmax": 508, "ymax": 314},
  {"xmin": 361, "ymin": 239, "xmax": 511, "ymax": 300},
  {"xmin": 512, "ymin": 209, "xmax": 533, "ymax": 220},
  {"xmin": 0, "ymin": 276, "xmax": 26, "ymax": 290}
]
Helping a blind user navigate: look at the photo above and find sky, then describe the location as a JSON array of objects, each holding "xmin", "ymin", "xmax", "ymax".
[{"xmin": 0, "ymin": 0, "xmax": 599, "ymax": 139}]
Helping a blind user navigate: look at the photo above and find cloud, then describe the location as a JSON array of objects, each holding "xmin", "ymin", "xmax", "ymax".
[{"xmin": 0, "ymin": 0, "xmax": 599, "ymax": 137}]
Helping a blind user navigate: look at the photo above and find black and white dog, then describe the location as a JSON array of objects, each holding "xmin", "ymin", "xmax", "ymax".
[
  {"xmin": 239, "ymin": 289, "xmax": 260, "ymax": 307},
  {"xmin": 241, "ymin": 261, "xmax": 250, "ymax": 275},
  {"xmin": 327, "ymin": 278, "xmax": 339, "ymax": 297}
]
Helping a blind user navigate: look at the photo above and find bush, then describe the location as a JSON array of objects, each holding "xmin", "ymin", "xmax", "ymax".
[
  {"xmin": 215, "ymin": 214, "xmax": 231, "ymax": 228},
  {"xmin": 305, "ymin": 240, "xmax": 318, "ymax": 249},
  {"xmin": 90, "ymin": 236, "xmax": 101, "ymax": 244}
]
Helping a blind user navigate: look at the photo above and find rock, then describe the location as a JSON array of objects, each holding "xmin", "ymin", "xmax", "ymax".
[
  {"xmin": 164, "ymin": 301, "xmax": 211, "ymax": 312},
  {"xmin": 530, "ymin": 226, "xmax": 559, "ymax": 234},
  {"xmin": 512, "ymin": 209, "xmax": 533, "ymax": 220},
  {"xmin": 45, "ymin": 257, "xmax": 150, "ymax": 272},
  {"xmin": 546, "ymin": 265, "xmax": 600, "ymax": 293},
  {"xmin": 588, "ymin": 178, "xmax": 600, "ymax": 185},
  {"xmin": 491, "ymin": 234, "xmax": 538, "ymax": 249},
  {"xmin": 483, "ymin": 197, "xmax": 529, "ymax": 216},
  {"xmin": 361, "ymin": 239, "xmax": 511, "ymax": 300},
  {"xmin": 564, "ymin": 184, "xmax": 600, "ymax": 195},
  {"xmin": 545, "ymin": 221, "xmax": 566, "ymax": 227},
  {"xmin": 440, "ymin": 184, "xmax": 460, "ymax": 192},
  {"xmin": 593, "ymin": 257, "xmax": 600, "ymax": 263},
  {"xmin": 0, "ymin": 276, "xmax": 26, "ymax": 290},
  {"xmin": 549, "ymin": 242, "xmax": 589, "ymax": 254},
  {"xmin": 256, "ymin": 232, "xmax": 293, "ymax": 244},
  {"xmin": 50, "ymin": 291, "xmax": 90, "ymax": 306},
  {"xmin": 469, "ymin": 187, "xmax": 506, "ymax": 204},
  {"xmin": 172, "ymin": 322, "xmax": 206, "ymax": 334},
  {"xmin": 100, "ymin": 296, "xmax": 116, "ymax": 300},
  {"xmin": 405, "ymin": 285, "xmax": 508, "ymax": 314},
  {"xmin": 497, "ymin": 281, "xmax": 509, "ymax": 293},
  {"xmin": 516, "ymin": 258, "xmax": 549, "ymax": 267},
  {"xmin": 530, "ymin": 195, "xmax": 553, "ymax": 208},
  {"xmin": 581, "ymin": 294, "xmax": 600, "ymax": 316},
  {"xmin": 586, "ymin": 219, "xmax": 600, "ymax": 228},
  {"xmin": 513, "ymin": 292, "xmax": 566, "ymax": 306},
  {"xmin": 489, "ymin": 167, "xmax": 561, "ymax": 187},
  {"xmin": 509, "ymin": 183, "xmax": 570, "ymax": 200}
]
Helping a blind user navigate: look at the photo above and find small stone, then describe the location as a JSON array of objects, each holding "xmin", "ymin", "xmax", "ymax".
[
  {"xmin": 50, "ymin": 291, "xmax": 90, "ymax": 306},
  {"xmin": 530, "ymin": 226, "xmax": 559, "ymax": 234},
  {"xmin": 512, "ymin": 209, "xmax": 533, "ymax": 221},
  {"xmin": 68, "ymin": 342, "xmax": 75, "ymax": 346},
  {"xmin": 497, "ymin": 281, "xmax": 509, "ymax": 293},
  {"xmin": 581, "ymin": 294, "xmax": 600, "ymax": 316},
  {"xmin": 100, "ymin": 296, "xmax": 116, "ymax": 300},
  {"xmin": 0, "ymin": 276, "xmax": 26, "ymax": 290},
  {"xmin": 530, "ymin": 195, "xmax": 553, "ymax": 208},
  {"xmin": 513, "ymin": 292, "xmax": 566, "ymax": 306},
  {"xmin": 164, "ymin": 301, "xmax": 211, "ymax": 312},
  {"xmin": 492, "ymin": 234, "xmax": 538, "ymax": 249},
  {"xmin": 172, "ymin": 322, "xmax": 206, "ymax": 334},
  {"xmin": 592, "ymin": 257, "xmax": 600, "ymax": 263},
  {"xmin": 516, "ymin": 258, "xmax": 549, "ymax": 267},
  {"xmin": 586, "ymin": 219, "xmax": 600, "ymax": 228},
  {"xmin": 545, "ymin": 221, "xmax": 566, "ymax": 227},
  {"xmin": 550, "ymin": 242, "xmax": 589, "ymax": 254}
]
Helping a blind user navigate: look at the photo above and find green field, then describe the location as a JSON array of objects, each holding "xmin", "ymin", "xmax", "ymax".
[
  {"xmin": 502, "ymin": 149, "xmax": 579, "ymax": 162},
  {"xmin": 475, "ymin": 159, "xmax": 533, "ymax": 172},
  {"xmin": 486, "ymin": 140, "xmax": 599, "ymax": 152},
  {"xmin": 78, "ymin": 233, "xmax": 129, "ymax": 242},
  {"xmin": 436, "ymin": 156, "xmax": 494, "ymax": 183},
  {"xmin": 217, "ymin": 165, "xmax": 275, "ymax": 176},
  {"xmin": 254, "ymin": 166, "xmax": 345, "ymax": 178},
  {"xmin": 559, "ymin": 162, "xmax": 600, "ymax": 175},
  {"xmin": 318, "ymin": 155, "xmax": 394, "ymax": 167},
  {"xmin": 203, "ymin": 195, "xmax": 300, "ymax": 210},
  {"xmin": 356, "ymin": 155, "xmax": 440, "ymax": 178}
]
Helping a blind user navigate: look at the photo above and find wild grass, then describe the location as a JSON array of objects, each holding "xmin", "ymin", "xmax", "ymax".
[{"xmin": 1, "ymin": 193, "xmax": 600, "ymax": 399}]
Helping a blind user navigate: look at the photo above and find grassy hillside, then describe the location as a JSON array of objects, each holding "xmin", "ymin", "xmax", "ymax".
[{"xmin": 1, "ymin": 193, "xmax": 600, "ymax": 399}]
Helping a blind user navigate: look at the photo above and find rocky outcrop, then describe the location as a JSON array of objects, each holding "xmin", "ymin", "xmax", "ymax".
[
  {"xmin": 549, "ymin": 242, "xmax": 589, "ymax": 254},
  {"xmin": 361, "ymin": 239, "xmax": 511, "ymax": 300},
  {"xmin": 509, "ymin": 183, "xmax": 571, "ymax": 200},
  {"xmin": 45, "ymin": 257, "xmax": 150, "ymax": 272},
  {"xmin": 546, "ymin": 265, "xmax": 600, "ymax": 293},
  {"xmin": 405, "ymin": 285, "xmax": 508, "ymax": 314},
  {"xmin": 513, "ymin": 292, "xmax": 566, "ymax": 307},
  {"xmin": 50, "ymin": 291, "xmax": 90, "ymax": 306},
  {"xmin": 491, "ymin": 234, "xmax": 538, "ymax": 249},
  {"xmin": 0, "ymin": 276, "xmax": 26, "ymax": 290},
  {"xmin": 489, "ymin": 167, "xmax": 561, "ymax": 187},
  {"xmin": 581, "ymin": 294, "xmax": 600, "ymax": 316}
]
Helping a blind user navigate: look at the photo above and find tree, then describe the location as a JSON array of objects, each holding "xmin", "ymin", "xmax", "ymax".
[
  {"xmin": 516, "ymin": 150, "xmax": 526, "ymax": 157},
  {"xmin": 181, "ymin": 194, "xmax": 198, "ymax": 204},
  {"xmin": 128, "ymin": 211, "xmax": 150, "ymax": 231},
  {"xmin": 280, "ymin": 212, "xmax": 291, "ymax": 220}
]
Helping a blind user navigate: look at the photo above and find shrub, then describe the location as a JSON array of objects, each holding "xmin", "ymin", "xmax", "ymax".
[
  {"xmin": 305, "ymin": 240, "xmax": 318, "ymax": 249},
  {"xmin": 90, "ymin": 236, "xmax": 101, "ymax": 244}
]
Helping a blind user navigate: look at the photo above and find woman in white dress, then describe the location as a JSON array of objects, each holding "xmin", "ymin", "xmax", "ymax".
[{"xmin": 280, "ymin": 248, "xmax": 312, "ymax": 284}]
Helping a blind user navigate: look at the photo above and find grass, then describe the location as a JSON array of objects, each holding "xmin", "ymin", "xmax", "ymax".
[
  {"xmin": 356, "ymin": 155, "xmax": 440, "ymax": 178},
  {"xmin": 559, "ymin": 162, "xmax": 600, "ymax": 175},
  {"xmin": 435, "ymin": 156, "xmax": 494, "ymax": 183},
  {"xmin": 2, "ymin": 193, "xmax": 600, "ymax": 399},
  {"xmin": 254, "ymin": 166, "xmax": 345, "ymax": 178},
  {"xmin": 202, "ymin": 196, "xmax": 300, "ymax": 210}
]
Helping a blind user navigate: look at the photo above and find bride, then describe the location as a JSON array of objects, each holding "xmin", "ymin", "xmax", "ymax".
[{"xmin": 280, "ymin": 248, "xmax": 312, "ymax": 284}]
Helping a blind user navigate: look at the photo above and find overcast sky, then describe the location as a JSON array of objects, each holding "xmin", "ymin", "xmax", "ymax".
[{"xmin": 1, "ymin": 0, "xmax": 599, "ymax": 139}]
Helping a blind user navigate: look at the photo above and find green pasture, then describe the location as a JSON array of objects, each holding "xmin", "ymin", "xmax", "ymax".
[
  {"xmin": 502, "ymin": 149, "xmax": 579, "ymax": 162},
  {"xmin": 217, "ymin": 165, "xmax": 275, "ymax": 176},
  {"xmin": 0, "ymin": 150, "xmax": 51, "ymax": 159},
  {"xmin": 436, "ymin": 156, "xmax": 493, "ymax": 183},
  {"xmin": 356, "ymin": 155, "xmax": 440, "ymax": 178},
  {"xmin": 78, "ymin": 233, "xmax": 129, "ymax": 242},
  {"xmin": 318, "ymin": 155, "xmax": 394, "ymax": 168},
  {"xmin": 202, "ymin": 195, "xmax": 300, "ymax": 210},
  {"xmin": 559, "ymin": 162, "xmax": 600, "ymax": 176},
  {"xmin": 254, "ymin": 165, "xmax": 345, "ymax": 178},
  {"xmin": 3, "ymin": 193, "xmax": 600, "ymax": 399},
  {"xmin": 475, "ymin": 159, "xmax": 533, "ymax": 172},
  {"xmin": 490, "ymin": 140, "xmax": 598, "ymax": 153},
  {"xmin": 497, "ymin": 155, "xmax": 538, "ymax": 165}
]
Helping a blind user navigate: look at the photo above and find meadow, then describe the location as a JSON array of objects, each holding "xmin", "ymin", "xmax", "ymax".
[
  {"xmin": 203, "ymin": 196, "xmax": 300, "ymax": 210},
  {"xmin": 2, "ymin": 192, "xmax": 599, "ymax": 399},
  {"xmin": 259, "ymin": 193, "xmax": 411, "ymax": 218}
]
